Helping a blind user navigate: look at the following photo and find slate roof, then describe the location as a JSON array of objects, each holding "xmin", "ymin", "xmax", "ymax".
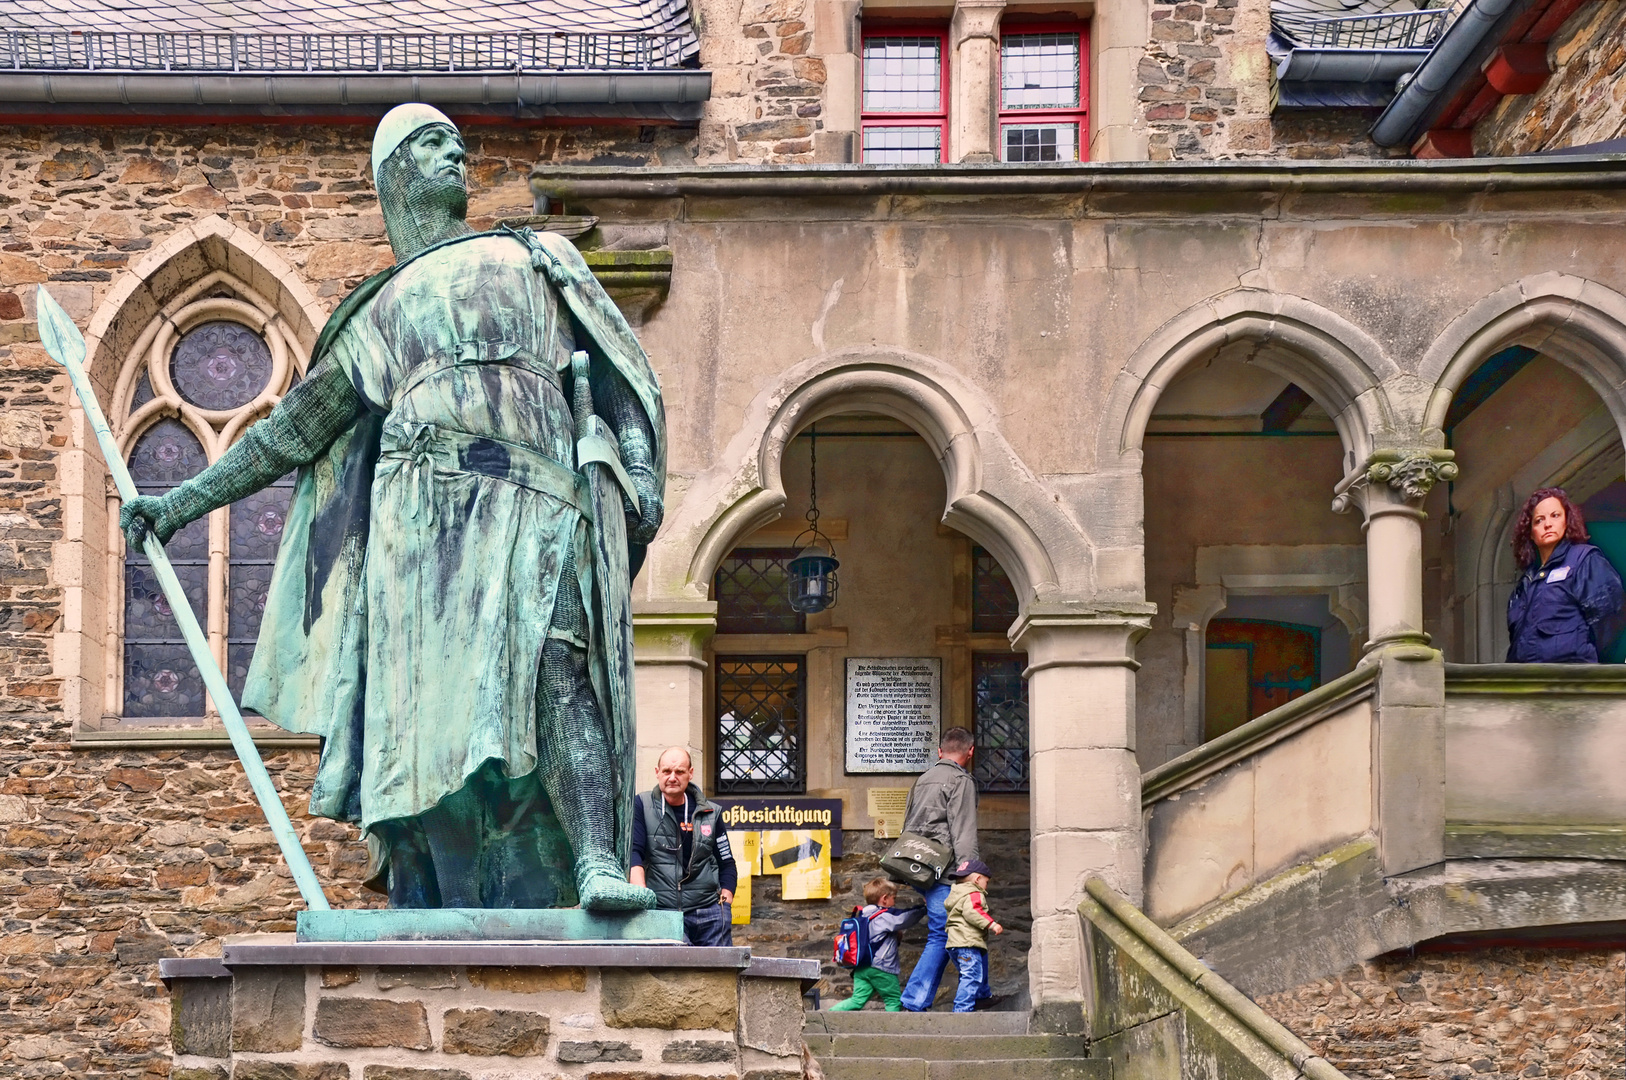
[{"xmin": 0, "ymin": 0, "xmax": 694, "ymax": 41}]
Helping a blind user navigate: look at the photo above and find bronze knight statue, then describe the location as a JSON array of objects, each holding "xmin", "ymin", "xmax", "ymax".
[{"xmin": 122, "ymin": 104, "xmax": 664, "ymax": 912}]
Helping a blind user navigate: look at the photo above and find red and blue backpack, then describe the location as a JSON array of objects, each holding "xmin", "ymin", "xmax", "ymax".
[{"xmin": 833, "ymin": 906, "xmax": 874, "ymax": 969}]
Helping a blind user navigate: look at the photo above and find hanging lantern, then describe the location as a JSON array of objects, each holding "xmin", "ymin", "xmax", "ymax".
[{"xmin": 787, "ymin": 424, "xmax": 840, "ymax": 614}]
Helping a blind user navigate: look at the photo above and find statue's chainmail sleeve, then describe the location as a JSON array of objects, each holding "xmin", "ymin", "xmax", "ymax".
[
  {"xmin": 123, "ymin": 358, "xmax": 365, "ymax": 546},
  {"xmin": 593, "ymin": 363, "xmax": 662, "ymax": 544}
]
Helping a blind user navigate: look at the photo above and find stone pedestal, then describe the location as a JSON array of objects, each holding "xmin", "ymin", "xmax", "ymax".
[{"xmin": 162, "ymin": 939, "xmax": 818, "ymax": 1080}]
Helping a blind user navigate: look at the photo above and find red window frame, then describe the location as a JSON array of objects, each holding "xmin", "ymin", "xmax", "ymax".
[
  {"xmin": 859, "ymin": 26, "xmax": 951, "ymax": 164},
  {"xmin": 997, "ymin": 22, "xmax": 1090, "ymax": 163}
]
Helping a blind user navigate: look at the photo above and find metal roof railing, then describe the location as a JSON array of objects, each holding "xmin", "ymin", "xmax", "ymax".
[
  {"xmin": 1271, "ymin": 8, "xmax": 1450, "ymax": 49},
  {"xmin": 2, "ymin": 30, "xmax": 692, "ymax": 73}
]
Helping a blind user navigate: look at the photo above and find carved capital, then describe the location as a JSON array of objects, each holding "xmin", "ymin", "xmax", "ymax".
[{"xmin": 1332, "ymin": 450, "xmax": 1458, "ymax": 515}]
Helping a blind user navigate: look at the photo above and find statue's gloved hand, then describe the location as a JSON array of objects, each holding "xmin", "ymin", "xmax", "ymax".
[
  {"xmin": 624, "ymin": 465, "xmax": 663, "ymax": 545},
  {"xmin": 120, "ymin": 493, "xmax": 190, "ymax": 550}
]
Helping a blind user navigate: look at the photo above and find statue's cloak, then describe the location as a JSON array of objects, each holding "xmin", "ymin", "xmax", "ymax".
[{"xmin": 241, "ymin": 229, "xmax": 663, "ymax": 873}]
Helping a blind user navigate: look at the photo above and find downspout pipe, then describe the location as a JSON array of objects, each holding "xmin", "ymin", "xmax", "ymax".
[{"xmin": 1370, "ymin": 0, "xmax": 1536, "ymax": 148}]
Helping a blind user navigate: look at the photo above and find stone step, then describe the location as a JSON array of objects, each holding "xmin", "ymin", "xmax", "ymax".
[
  {"xmin": 805, "ymin": 1010, "xmax": 1030, "ymax": 1035},
  {"xmin": 804, "ymin": 1033, "xmax": 1088, "ymax": 1061},
  {"xmin": 818, "ymin": 1057, "xmax": 1110, "ymax": 1080}
]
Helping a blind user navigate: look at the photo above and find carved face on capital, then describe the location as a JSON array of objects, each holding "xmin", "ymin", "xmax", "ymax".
[{"xmin": 407, "ymin": 125, "xmax": 467, "ymax": 188}]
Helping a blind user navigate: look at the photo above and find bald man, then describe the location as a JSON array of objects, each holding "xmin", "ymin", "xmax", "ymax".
[{"xmin": 629, "ymin": 747, "xmax": 737, "ymax": 945}]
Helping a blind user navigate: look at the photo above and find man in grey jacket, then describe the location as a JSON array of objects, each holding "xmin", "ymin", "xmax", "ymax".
[{"xmin": 898, "ymin": 727, "xmax": 980, "ymax": 1011}]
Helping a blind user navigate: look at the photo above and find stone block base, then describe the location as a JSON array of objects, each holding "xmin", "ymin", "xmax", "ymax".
[
  {"xmin": 162, "ymin": 938, "xmax": 819, "ymax": 1080},
  {"xmin": 296, "ymin": 907, "xmax": 685, "ymax": 943}
]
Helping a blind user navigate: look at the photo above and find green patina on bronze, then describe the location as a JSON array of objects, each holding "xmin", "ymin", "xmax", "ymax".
[{"xmin": 122, "ymin": 104, "xmax": 665, "ymax": 917}]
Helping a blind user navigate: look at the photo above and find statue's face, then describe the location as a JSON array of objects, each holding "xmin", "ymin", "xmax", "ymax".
[{"xmin": 408, "ymin": 125, "xmax": 467, "ymax": 189}]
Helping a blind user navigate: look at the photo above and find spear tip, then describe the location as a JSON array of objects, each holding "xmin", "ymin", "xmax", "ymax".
[{"xmin": 35, "ymin": 286, "xmax": 87, "ymax": 369}]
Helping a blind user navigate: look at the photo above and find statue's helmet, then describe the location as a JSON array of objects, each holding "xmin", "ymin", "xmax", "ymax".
[{"xmin": 371, "ymin": 102, "xmax": 458, "ymax": 185}]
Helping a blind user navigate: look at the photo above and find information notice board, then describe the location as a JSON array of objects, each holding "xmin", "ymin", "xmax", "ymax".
[{"xmin": 844, "ymin": 657, "xmax": 941, "ymax": 774}]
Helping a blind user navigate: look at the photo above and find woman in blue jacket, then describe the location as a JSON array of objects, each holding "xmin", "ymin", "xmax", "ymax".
[{"xmin": 1507, "ymin": 487, "xmax": 1624, "ymax": 663}]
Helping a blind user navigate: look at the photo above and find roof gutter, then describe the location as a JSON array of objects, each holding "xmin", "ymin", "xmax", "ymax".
[
  {"xmin": 1370, "ymin": 0, "xmax": 1535, "ymax": 147},
  {"xmin": 1276, "ymin": 48, "xmax": 1430, "ymax": 83},
  {"xmin": 0, "ymin": 70, "xmax": 710, "ymax": 117}
]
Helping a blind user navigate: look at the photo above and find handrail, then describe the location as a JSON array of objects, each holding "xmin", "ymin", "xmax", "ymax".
[
  {"xmin": 1141, "ymin": 663, "xmax": 1378, "ymax": 805},
  {"xmin": 1081, "ymin": 877, "xmax": 1349, "ymax": 1080},
  {"xmin": 1443, "ymin": 662, "xmax": 1626, "ymax": 691},
  {"xmin": 1, "ymin": 30, "xmax": 693, "ymax": 73}
]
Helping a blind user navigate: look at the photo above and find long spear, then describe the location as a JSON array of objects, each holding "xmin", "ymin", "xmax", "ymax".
[{"xmin": 36, "ymin": 286, "xmax": 330, "ymax": 911}]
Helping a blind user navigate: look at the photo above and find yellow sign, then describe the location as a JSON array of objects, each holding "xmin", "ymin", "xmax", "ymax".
[
  {"xmin": 867, "ymin": 787, "xmax": 911, "ymax": 839},
  {"xmin": 760, "ymin": 828, "xmax": 831, "ymax": 899},
  {"xmin": 729, "ymin": 830, "xmax": 757, "ymax": 925}
]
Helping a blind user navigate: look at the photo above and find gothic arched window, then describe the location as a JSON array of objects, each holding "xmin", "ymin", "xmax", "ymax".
[{"xmin": 114, "ymin": 294, "xmax": 304, "ymax": 727}]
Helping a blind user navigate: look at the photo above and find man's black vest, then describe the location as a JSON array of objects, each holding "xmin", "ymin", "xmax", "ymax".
[{"xmin": 638, "ymin": 785, "xmax": 724, "ymax": 912}]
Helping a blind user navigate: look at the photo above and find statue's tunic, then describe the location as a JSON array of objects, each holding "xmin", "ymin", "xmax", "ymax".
[{"xmin": 306, "ymin": 234, "xmax": 585, "ymax": 831}]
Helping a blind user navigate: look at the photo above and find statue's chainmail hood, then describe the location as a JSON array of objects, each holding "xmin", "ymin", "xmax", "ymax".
[{"xmin": 377, "ymin": 133, "xmax": 473, "ymax": 261}]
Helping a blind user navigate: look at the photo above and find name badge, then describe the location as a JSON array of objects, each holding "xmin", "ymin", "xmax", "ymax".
[{"xmin": 1548, "ymin": 565, "xmax": 1571, "ymax": 582}]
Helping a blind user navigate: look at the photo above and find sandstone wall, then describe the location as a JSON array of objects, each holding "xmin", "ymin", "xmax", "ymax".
[
  {"xmin": 1474, "ymin": 0, "xmax": 1626, "ymax": 156},
  {"xmin": 1260, "ymin": 947, "xmax": 1626, "ymax": 1080}
]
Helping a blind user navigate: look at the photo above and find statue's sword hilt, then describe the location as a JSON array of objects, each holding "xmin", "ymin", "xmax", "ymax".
[{"xmin": 35, "ymin": 286, "xmax": 330, "ymax": 912}]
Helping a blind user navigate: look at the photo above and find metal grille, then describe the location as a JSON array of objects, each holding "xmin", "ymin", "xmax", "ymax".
[
  {"xmin": 714, "ymin": 549, "xmax": 806, "ymax": 635},
  {"xmin": 1000, "ymin": 32, "xmax": 1080, "ymax": 109},
  {"xmin": 0, "ymin": 30, "xmax": 692, "ymax": 72},
  {"xmin": 1270, "ymin": 8, "xmax": 1448, "ymax": 48},
  {"xmin": 1002, "ymin": 123, "xmax": 1079, "ymax": 162},
  {"xmin": 715, "ymin": 656, "xmax": 806, "ymax": 794},
  {"xmin": 972, "ymin": 652, "xmax": 1029, "ymax": 793},
  {"xmin": 862, "ymin": 36, "xmax": 942, "ymax": 111},
  {"xmin": 972, "ymin": 546, "xmax": 1020, "ymax": 634}
]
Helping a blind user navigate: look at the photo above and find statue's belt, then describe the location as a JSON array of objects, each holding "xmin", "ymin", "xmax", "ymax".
[{"xmin": 381, "ymin": 425, "xmax": 593, "ymax": 520}]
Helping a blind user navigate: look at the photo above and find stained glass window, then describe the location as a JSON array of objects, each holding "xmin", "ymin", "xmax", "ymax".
[
  {"xmin": 715, "ymin": 656, "xmax": 806, "ymax": 793},
  {"xmin": 123, "ymin": 419, "xmax": 210, "ymax": 718},
  {"xmin": 972, "ymin": 652, "xmax": 1029, "ymax": 793},
  {"xmin": 171, "ymin": 321, "xmax": 274, "ymax": 411},
  {"xmin": 120, "ymin": 320, "xmax": 295, "ymax": 723},
  {"xmin": 714, "ymin": 548, "xmax": 807, "ymax": 635}
]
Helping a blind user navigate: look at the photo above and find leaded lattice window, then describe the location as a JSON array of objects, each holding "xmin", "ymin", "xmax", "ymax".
[
  {"xmin": 861, "ymin": 30, "xmax": 949, "ymax": 164},
  {"xmin": 116, "ymin": 304, "xmax": 304, "ymax": 724},
  {"xmin": 714, "ymin": 548, "xmax": 807, "ymax": 635},
  {"xmin": 972, "ymin": 652, "xmax": 1029, "ymax": 793},
  {"xmin": 714, "ymin": 656, "xmax": 807, "ymax": 793},
  {"xmin": 998, "ymin": 28, "xmax": 1088, "ymax": 163},
  {"xmin": 972, "ymin": 546, "xmax": 1020, "ymax": 633}
]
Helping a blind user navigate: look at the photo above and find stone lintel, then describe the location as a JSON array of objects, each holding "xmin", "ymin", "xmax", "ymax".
[
  {"xmin": 295, "ymin": 906, "xmax": 685, "ymax": 943},
  {"xmin": 221, "ymin": 939, "xmax": 754, "ymax": 970}
]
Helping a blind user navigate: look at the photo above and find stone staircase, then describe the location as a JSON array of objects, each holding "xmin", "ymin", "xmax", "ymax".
[{"xmin": 803, "ymin": 1009, "xmax": 1110, "ymax": 1080}]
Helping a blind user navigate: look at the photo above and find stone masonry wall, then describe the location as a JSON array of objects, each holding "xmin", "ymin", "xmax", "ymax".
[
  {"xmin": 170, "ymin": 963, "xmax": 804, "ymax": 1080},
  {"xmin": 732, "ymin": 830, "xmax": 1032, "ymax": 1008},
  {"xmin": 1473, "ymin": 0, "xmax": 1626, "ymax": 156},
  {"xmin": 1142, "ymin": 0, "xmax": 1405, "ymax": 159},
  {"xmin": 691, "ymin": 0, "xmax": 826, "ymax": 163},
  {"xmin": 1259, "ymin": 947, "xmax": 1626, "ymax": 1080}
]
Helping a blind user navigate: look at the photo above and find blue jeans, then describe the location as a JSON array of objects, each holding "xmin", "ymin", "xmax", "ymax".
[
  {"xmin": 899, "ymin": 881, "xmax": 951, "ymax": 1011},
  {"xmin": 949, "ymin": 947, "xmax": 990, "ymax": 1012},
  {"xmin": 683, "ymin": 902, "xmax": 734, "ymax": 946}
]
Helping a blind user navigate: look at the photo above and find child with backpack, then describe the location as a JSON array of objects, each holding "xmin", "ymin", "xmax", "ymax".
[{"xmin": 830, "ymin": 876, "xmax": 927, "ymax": 1011}]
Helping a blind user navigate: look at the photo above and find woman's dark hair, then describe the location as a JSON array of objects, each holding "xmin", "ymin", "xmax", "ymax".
[{"xmin": 1512, "ymin": 487, "xmax": 1590, "ymax": 569}]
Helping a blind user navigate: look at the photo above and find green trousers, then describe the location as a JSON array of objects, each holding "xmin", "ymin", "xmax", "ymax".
[{"xmin": 830, "ymin": 967, "xmax": 903, "ymax": 1011}]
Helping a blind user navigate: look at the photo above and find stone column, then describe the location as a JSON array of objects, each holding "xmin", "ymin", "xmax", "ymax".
[
  {"xmin": 1090, "ymin": 0, "xmax": 1150, "ymax": 160},
  {"xmin": 950, "ymin": 0, "xmax": 1005, "ymax": 162},
  {"xmin": 632, "ymin": 601, "xmax": 716, "ymax": 780},
  {"xmin": 1332, "ymin": 450, "xmax": 1457, "ymax": 655},
  {"xmin": 1332, "ymin": 451, "xmax": 1453, "ymax": 878},
  {"xmin": 812, "ymin": 0, "xmax": 862, "ymax": 163},
  {"xmin": 1012, "ymin": 604, "xmax": 1152, "ymax": 1030}
]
